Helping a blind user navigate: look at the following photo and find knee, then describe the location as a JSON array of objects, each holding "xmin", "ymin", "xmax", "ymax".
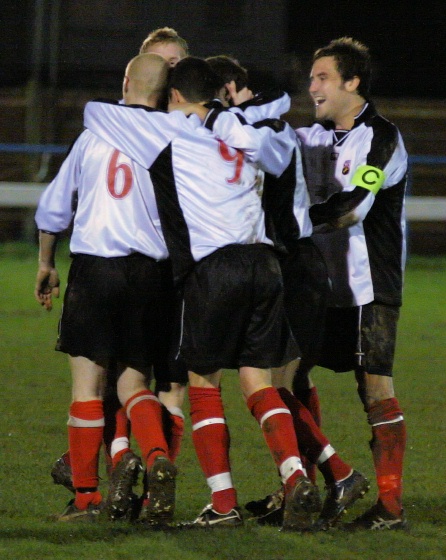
[
  {"xmin": 158, "ymin": 382, "xmax": 187, "ymax": 409},
  {"xmin": 355, "ymin": 369, "xmax": 395, "ymax": 411}
]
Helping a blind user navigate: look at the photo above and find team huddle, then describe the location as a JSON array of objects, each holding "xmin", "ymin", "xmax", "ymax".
[{"xmin": 34, "ymin": 27, "xmax": 408, "ymax": 532}]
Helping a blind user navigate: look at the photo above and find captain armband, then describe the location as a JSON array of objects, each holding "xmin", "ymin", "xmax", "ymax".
[{"xmin": 351, "ymin": 165, "xmax": 385, "ymax": 195}]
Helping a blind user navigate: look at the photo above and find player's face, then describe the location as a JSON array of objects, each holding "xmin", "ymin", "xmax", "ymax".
[
  {"xmin": 309, "ymin": 56, "xmax": 351, "ymax": 125},
  {"xmin": 147, "ymin": 42, "xmax": 185, "ymax": 67}
]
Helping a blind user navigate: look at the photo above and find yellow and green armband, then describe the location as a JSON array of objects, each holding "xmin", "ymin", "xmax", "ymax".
[{"xmin": 351, "ymin": 165, "xmax": 385, "ymax": 195}]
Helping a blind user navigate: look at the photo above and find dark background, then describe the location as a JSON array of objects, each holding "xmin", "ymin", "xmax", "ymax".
[
  {"xmin": 286, "ymin": 0, "xmax": 445, "ymax": 98},
  {"xmin": 1, "ymin": 0, "xmax": 445, "ymax": 99},
  {"xmin": 0, "ymin": 1, "xmax": 445, "ymax": 251}
]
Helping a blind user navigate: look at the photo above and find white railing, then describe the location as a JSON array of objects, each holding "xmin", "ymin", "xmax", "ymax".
[
  {"xmin": 0, "ymin": 148, "xmax": 445, "ymax": 222},
  {"xmin": 1, "ymin": 184, "xmax": 445, "ymax": 222}
]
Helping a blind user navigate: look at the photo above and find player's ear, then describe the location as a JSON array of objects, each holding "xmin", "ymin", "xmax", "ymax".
[
  {"xmin": 345, "ymin": 76, "xmax": 360, "ymax": 94},
  {"xmin": 169, "ymin": 87, "xmax": 181, "ymax": 103},
  {"xmin": 122, "ymin": 75, "xmax": 130, "ymax": 94}
]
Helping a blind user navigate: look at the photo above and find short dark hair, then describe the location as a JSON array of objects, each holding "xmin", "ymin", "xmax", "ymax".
[
  {"xmin": 205, "ymin": 55, "xmax": 248, "ymax": 92},
  {"xmin": 313, "ymin": 37, "xmax": 372, "ymax": 98},
  {"xmin": 169, "ymin": 56, "xmax": 222, "ymax": 102}
]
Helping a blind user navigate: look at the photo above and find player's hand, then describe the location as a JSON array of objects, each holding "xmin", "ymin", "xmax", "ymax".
[
  {"xmin": 34, "ymin": 265, "xmax": 60, "ymax": 311},
  {"xmin": 226, "ymin": 81, "xmax": 254, "ymax": 106}
]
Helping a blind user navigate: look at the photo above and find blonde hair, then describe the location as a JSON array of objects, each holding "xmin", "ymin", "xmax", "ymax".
[{"xmin": 140, "ymin": 27, "xmax": 189, "ymax": 56}]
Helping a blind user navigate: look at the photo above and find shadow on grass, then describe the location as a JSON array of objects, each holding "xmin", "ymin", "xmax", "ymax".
[
  {"xmin": 0, "ymin": 521, "xmax": 184, "ymax": 544},
  {"xmin": 2, "ymin": 495, "xmax": 445, "ymax": 544}
]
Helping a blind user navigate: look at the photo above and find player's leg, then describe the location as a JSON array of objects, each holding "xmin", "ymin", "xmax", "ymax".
[
  {"xmin": 102, "ymin": 365, "xmax": 142, "ymax": 521},
  {"xmin": 240, "ymin": 245, "xmax": 320, "ymax": 531},
  {"xmin": 55, "ymin": 254, "xmax": 133, "ymax": 521},
  {"xmin": 242, "ymin": 366, "xmax": 321, "ymax": 531},
  {"xmin": 117, "ymin": 366, "xmax": 176, "ymax": 525},
  {"xmin": 346, "ymin": 303, "xmax": 407, "ymax": 531},
  {"xmin": 51, "ymin": 364, "xmax": 133, "ymax": 496},
  {"xmin": 281, "ymin": 239, "xmax": 329, "ymax": 481},
  {"xmin": 277, "ymin": 386, "xmax": 370, "ymax": 529},
  {"xmin": 246, "ymin": 378, "xmax": 370, "ymax": 528},
  {"xmin": 102, "ymin": 364, "xmax": 134, "ymax": 474},
  {"xmin": 173, "ymin": 248, "xmax": 244, "ymax": 526},
  {"xmin": 245, "ymin": 241, "xmax": 324, "ymax": 523},
  {"xmin": 246, "ymin": 359, "xmax": 310, "ymax": 520},
  {"xmin": 346, "ymin": 370, "xmax": 406, "ymax": 530},
  {"xmin": 104, "ymin": 254, "xmax": 179, "ymax": 523},
  {"xmin": 188, "ymin": 369, "xmax": 243, "ymax": 527},
  {"xmin": 352, "ymin": 368, "xmax": 406, "ymax": 528},
  {"xmin": 152, "ymin": 257, "xmax": 187, "ymax": 464},
  {"xmin": 158, "ymin": 382, "xmax": 187, "ymax": 463},
  {"xmin": 291, "ymin": 365, "xmax": 321, "ymax": 483},
  {"xmin": 57, "ymin": 355, "xmax": 105, "ymax": 521}
]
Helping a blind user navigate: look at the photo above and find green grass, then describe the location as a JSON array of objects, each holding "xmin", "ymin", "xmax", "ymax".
[{"xmin": 1, "ymin": 242, "xmax": 446, "ymax": 559}]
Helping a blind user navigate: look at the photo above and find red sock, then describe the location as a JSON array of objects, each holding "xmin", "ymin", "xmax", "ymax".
[
  {"xmin": 166, "ymin": 407, "xmax": 185, "ymax": 463},
  {"xmin": 291, "ymin": 386, "xmax": 322, "ymax": 483},
  {"xmin": 115, "ymin": 406, "xmax": 131, "ymax": 439},
  {"xmin": 68, "ymin": 400, "xmax": 104, "ymax": 500},
  {"xmin": 247, "ymin": 387, "xmax": 304, "ymax": 493},
  {"xmin": 189, "ymin": 386, "xmax": 236, "ymax": 513},
  {"xmin": 111, "ymin": 407, "xmax": 132, "ymax": 468},
  {"xmin": 368, "ymin": 397, "xmax": 406, "ymax": 516},
  {"xmin": 125, "ymin": 390, "xmax": 168, "ymax": 469},
  {"xmin": 306, "ymin": 387, "xmax": 322, "ymax": 427},
  {"xmin": 278, "ymin": 387, "xmax": 351, "ymax": 484},
  {"xmin": 75, "ymin": 490, "xmax": 102, "ymax": 510}
]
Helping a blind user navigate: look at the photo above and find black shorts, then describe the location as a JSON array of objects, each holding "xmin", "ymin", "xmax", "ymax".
[
  {"xmin": 317, "ymin": 302, "xmax": 400, "ymax": 375},
  {"xmin": 178, "ymin": 244, "xmax": 299, "ymax": 374},
  {"xmin": 279, "ymin": 238, "xmax": 330, "ymax": 364},
  {"xmin": 57, "ymin": 253, "xmax": 186, "ymax": 384}
]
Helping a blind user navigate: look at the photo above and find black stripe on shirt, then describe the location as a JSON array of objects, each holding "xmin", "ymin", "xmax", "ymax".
[
  {"xmin": 366, "ymin": 115, "xmax": 399, "ymax": 170},
  {"xmin": 262, "ymin": 149, "xmax": 301, "ymax": 251},
  {"xmin": 150, "ymin": 145, "xmax": 195, "ymax": 286},
  {"xmin": 252, "ymin": 118, "xmax": 287, "ymax": 133}
]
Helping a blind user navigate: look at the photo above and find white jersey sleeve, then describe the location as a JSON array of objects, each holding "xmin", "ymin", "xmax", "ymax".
[
  {"xmin": 204, "ymin": 109, "xmax": 296, "ymax": 177},
  {"xmin": 83, "ymin": 101, "xmax": 194, "ymax": 169},
  {"xmin": 231, "ymin": 90, "xmax": 291, "ymax": 121},
  {"xmin": 35, "ymin": 136, "xmax": 82, "ymax": 232},
  {"xmin": 383, "ymin": 130, "xmax": 408, "ymax": 188}
]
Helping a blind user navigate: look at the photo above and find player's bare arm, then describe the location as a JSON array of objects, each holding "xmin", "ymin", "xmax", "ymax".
[{"xmin": 35, "ymin": 230, "xmax": 60, "ymax": 311}]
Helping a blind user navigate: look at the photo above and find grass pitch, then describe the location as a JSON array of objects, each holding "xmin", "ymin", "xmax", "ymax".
[{"xmin": 0, "ymin": 242, "xmax": 445, "ymax": 559}]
